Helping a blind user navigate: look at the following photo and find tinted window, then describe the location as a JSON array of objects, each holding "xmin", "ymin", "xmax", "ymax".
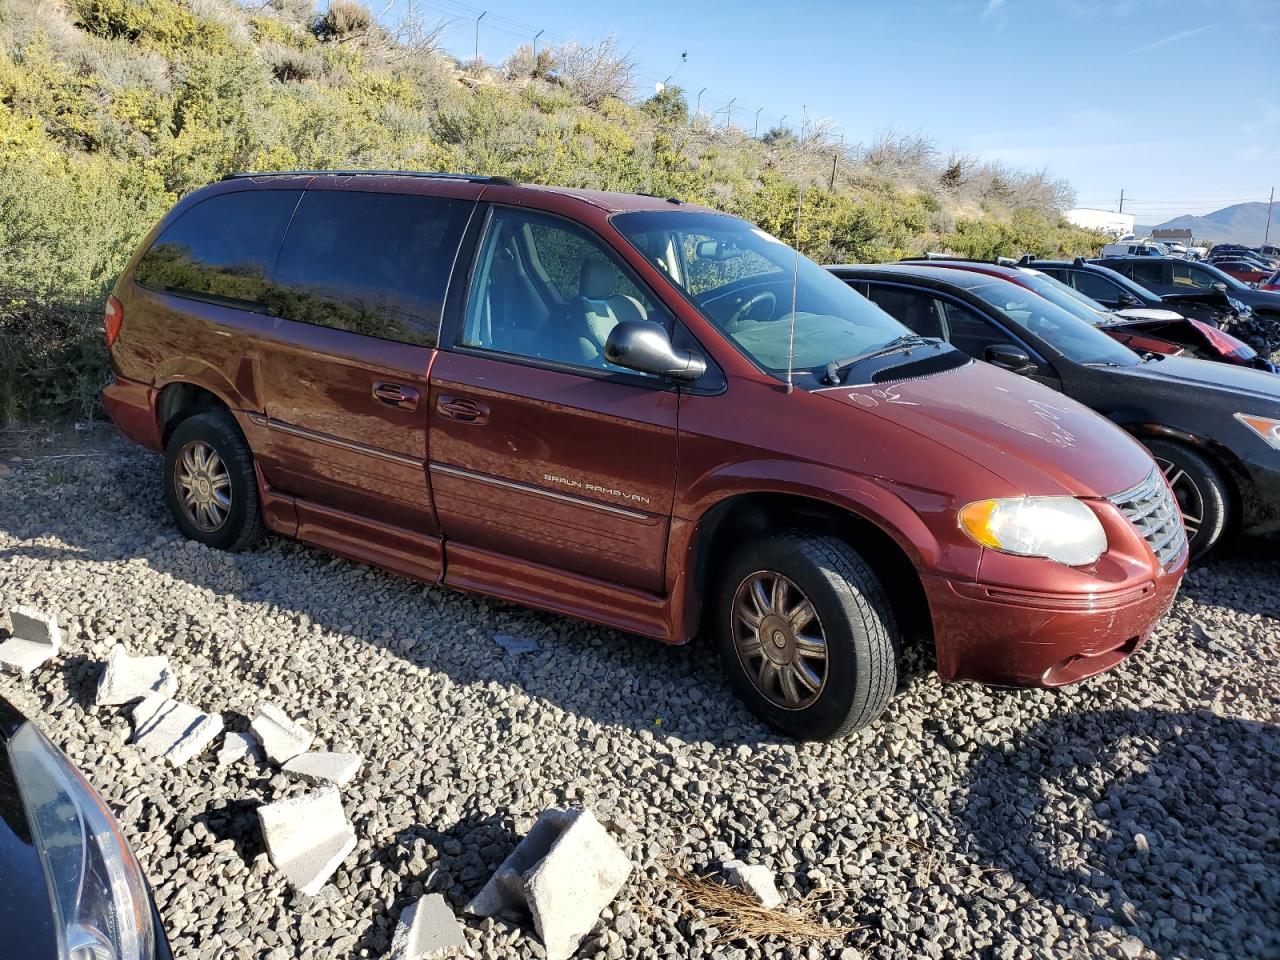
[
  {"xmin": 1128, "ymin": 260, "xmax": 1166, "ymax": 288},
  {"xmin": 272, "ymin": 191, "xmax": 473, "ymax": 347},
  {"xmin": 1071, "ymin": 270, "xmax": 1125, "ymax": 303},
  {"xmin": 865, "ymin": 286, "xmax": 944, "ymax": 338},
  {"xmin": 942, "ymin": 301, "xmax": 1016, "ymax": 358},
  {"xmin": 462, "ymin": 207, "xmax": 669, "ymax": 374},
  {"xmin": 970, "ymin": 283, "xmax": 1140, "ymax": 367},
  {"xmin": 134, "ymin": 190, "xmax": 301, "ymax": 305}
]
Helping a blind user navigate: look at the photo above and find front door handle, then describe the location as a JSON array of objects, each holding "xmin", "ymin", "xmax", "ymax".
[
  {"xmin": 436, "ymin": 395, "xmax": 489, "ymax": 424},
  {"xmin": 372, "ymin": 382, "xmax": 420, "ymax": 411}
]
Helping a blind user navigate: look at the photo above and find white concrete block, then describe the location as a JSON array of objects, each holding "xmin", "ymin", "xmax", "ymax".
[
  {"xmin": 721, "ymin": 859, "xmax": 783, "ymax": 908},
  {"xmin": 467, "ymin": 808, "xmax": 631, "ymax": 960},
  {"xmin": 282, "ymin": 751, "xmax": 363, "ymax": 786},
  {"xmin": 391, "ymin": 893, "xmax": 471, "ymax": 959},
  {"xmin": 217, "ymin": 730, "xmax": 263, "ymax": 766},
  {"xmin": 256, "ymin": 786, "xmax": 356, "ymax": 895},
  {"xmin": 96, "ymin": 644, "xmax": 177, "ymax": 705},
  {"xmin": 0, "ymin": 606, "xmax": 62, "ymax": 675},
  {"xmin": 131, "ymin": 695, "xmax": 224, "ymax": 767},
  {"xmin": 250, "ymin": 702, "xmax": 315, "ymax": 764}
]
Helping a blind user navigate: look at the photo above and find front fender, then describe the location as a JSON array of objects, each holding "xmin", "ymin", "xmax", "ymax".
[{"xmin": 679, "ymin": 459, "xmax": 945, "ymax": 568}]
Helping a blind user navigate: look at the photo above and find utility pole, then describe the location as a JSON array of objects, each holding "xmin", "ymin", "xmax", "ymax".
[
  {"xmin": 1118, "ymin": 188, "xmax": 1125, "ymax": 213},
  {"xmin": 474, "ymin": 11, "xmax": 486, "ymax": 64},
  {"xmin": 532, "ymin": 28, "xmax": 543, "ymax": 62},
  {"xmin": 724, "ymin": 97, "xmax": 736, "ymax": 130},
  {"xmin": 754, "ymin": 107, "xmax": 763, "ymax": 137},
  {"xmin": 1266, "ymin": 187, "xmax": 1275, "ymax": 245}
]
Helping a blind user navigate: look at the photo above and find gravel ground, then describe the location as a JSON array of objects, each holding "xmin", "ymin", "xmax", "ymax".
[{"xmin": 1, "ymin": 431, "xmax": 1277, "ymax": 960}]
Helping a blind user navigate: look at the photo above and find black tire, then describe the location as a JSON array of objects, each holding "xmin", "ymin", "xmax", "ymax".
[
  {"xmin": 713, "ymin": 532, "xmax": 899, "ymax": 740},
  {"xmin": 163, "ymin": 410, "xmax": 263, "ymax": 552},
  {"xmin": 1143, "ymin": 439, "xmax": 1229, "ymax": 562}
]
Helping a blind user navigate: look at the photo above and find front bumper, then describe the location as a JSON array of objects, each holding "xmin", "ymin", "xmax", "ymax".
[
  {"xmin": 1237, "ymin": 455, "xmax": 1280, "ymax": 536},
  {"xmin": 923, "ymin": 566, "xmax": 1183, "ymax": 687}
]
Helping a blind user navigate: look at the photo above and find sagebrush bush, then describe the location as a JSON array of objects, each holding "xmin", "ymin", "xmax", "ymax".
[{"xmin": 0, "ymin": 0, "xmax": 1103, "ymax": 424}]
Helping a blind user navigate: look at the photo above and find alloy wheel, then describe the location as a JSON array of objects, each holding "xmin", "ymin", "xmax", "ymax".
[
  {"xmin": 731, "ymin": 571, "xmax": 829, "ymax": 710},
  {"xmin": 1156, "ymin": 457, "xmax": 1204, "ymax": 542},
  {"xmin": 174, "ymin": 440, "xmax": 231, "ymax": 532}
]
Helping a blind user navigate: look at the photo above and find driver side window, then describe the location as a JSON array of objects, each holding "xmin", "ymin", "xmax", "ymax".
[{"xmin": 461, "ymin": 208, "xmax": 669, "ymax": 375}]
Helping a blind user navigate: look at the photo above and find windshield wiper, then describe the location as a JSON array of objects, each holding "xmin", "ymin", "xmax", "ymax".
[{"xmin": 818, "ymin": 335, "xmax": 940, "ymax": 385}]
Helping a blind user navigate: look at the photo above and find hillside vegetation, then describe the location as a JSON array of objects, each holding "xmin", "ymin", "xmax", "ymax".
[{"xmin": 0, "ymin": 0, "xmax": 1107, "ymax": 422}]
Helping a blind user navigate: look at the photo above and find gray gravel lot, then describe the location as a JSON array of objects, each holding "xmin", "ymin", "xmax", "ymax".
[{"xmin": 1, "ymin": 432, "xmax": 1277, "ymax": 960}]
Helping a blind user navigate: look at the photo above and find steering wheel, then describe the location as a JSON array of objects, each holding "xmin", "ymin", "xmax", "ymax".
[{"xmin": 724, "ymin": 291, "xmax": 777, "ymax": 331}]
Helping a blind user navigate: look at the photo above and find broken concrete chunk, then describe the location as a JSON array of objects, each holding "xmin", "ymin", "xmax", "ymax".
[
  {"xmin": 96, "ymin": 644, "xmax": 177, "ymax": 705},
  {"xmin": 391, "ymin": 893, "xmax": 471, "ymax": 959},
  {"xmin": 721, "ymin": 859, "xmax": 783, "ymax": 908},
  {"xmin": 250, "ymin": 702, "xmax": 315, "ymax": 764},
  {"xmin": 282, "ymin": 751, "xmax": 363, "ymax": 786},
  {"xmin": 217, "ymin": 730, "xmax": 263, "ymax": 766},
  {"xmin": 467, "ymin": 808, "xmax": 631, "ymax": 960},
  {"xmin": 131, "ymin": 695, "xmax": 223, "ymax": 767},
  {"xmin": 257, "ymin": 786, "xmax": 356, "ymax": 896},
  {"xmin": 0, "ymin": 606, "xmax": 62, "ymax": 676}
]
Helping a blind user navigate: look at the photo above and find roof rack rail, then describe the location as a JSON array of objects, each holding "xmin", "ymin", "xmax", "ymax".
[{"xmin": 221, "ymin": 170, "xmax": 518, "ymax": 186}]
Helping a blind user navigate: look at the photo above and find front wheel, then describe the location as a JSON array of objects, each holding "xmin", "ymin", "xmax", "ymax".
[
  {"xmin": 713, "ymin": 533, "xmax": 900, "ymax": 740},
  {"xmin": 1143, "ymin": 439, "xmax": 1229, "ymax": 562}
]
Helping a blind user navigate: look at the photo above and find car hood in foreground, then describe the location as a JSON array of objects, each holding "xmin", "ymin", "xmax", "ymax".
[{"xmin": 821, "ymin": 360, "xmax": 1154, "ymax": 499}]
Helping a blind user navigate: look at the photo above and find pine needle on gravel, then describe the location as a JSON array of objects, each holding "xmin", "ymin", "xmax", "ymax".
[{"xmin": 670, "ymin": 871, "xmax": 864, "ymax": 945}]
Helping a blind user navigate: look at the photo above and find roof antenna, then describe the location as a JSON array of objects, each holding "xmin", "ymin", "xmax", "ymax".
[{"xmin": 785, "ymin": 105, "xmax": 807, "ymax": 395}]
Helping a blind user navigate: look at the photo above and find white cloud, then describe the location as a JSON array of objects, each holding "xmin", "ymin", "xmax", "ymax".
[
  {"xmin": 1129, "ymin": 24, "xmax": 1213, "ymax": 55},
  {"xmin": 981, "ymin": 0, "xmax": 1007, "ymax": 18}
]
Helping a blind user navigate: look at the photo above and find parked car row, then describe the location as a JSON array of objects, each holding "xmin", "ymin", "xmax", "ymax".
[{"xmin": 98, "ymin": 171, "xmax": 1280, "ymax": 745}]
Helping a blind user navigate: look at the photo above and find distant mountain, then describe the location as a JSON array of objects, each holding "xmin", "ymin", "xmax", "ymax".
[{"xmin": 1137, "ymin": 202, "xmax": 1274, "ymax": 246}]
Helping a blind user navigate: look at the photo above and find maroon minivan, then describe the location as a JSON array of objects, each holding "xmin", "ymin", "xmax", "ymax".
[{"xmin": 102, "ymin": 171, "xmax": 1187, "ymax": 739}]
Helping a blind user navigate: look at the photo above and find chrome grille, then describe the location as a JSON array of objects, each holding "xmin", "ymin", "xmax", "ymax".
[{"xmin": 1109, "ymin": 467, "xmax": 1186, "ymax": 569}]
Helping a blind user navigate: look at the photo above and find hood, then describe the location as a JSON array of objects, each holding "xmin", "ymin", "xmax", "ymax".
[
  {"xmin": 823, "ymin": 360, "xmax": 1153, "ymax": 498},
  {"xmin": 1114, "ymin": 307, "xmax": 1185, "ymax": 322},
  {"xmin": 1123, "ymin": 355, "xmax": 1280, "ymax": 403}
]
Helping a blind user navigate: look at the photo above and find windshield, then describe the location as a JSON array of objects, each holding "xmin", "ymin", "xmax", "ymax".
[
  {"xmin": 970, "ymin": 282, "xmax": 1141, "ymax": 367},
  {"xmin": 611, "ymin": 211, "xmax": 911, "ymax": 377}
]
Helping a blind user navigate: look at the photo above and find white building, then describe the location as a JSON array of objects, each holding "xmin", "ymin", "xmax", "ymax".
[{"xmin": 1066, "ymin": 208, "xmax": 1135, "ymax": 239}]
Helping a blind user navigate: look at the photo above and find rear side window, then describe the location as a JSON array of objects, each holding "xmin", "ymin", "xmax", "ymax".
[
  {"xmin": 1129, "ymin": 260, "xmax": 1166, "ymax": 287},
  {"xmin": 271, "ymin": 191, "xmax": 474, "ymax": 348},
  {"xmin": 134, "ymin": 190, "xmax": 301, "ymax": 306},
  {"xmin": 864, "ymin": 286, "xmax": 944, "ymax": 338},
  {"xmin": 1071, "ymin": 270, "xmax": 1124, "ymax": 302}
]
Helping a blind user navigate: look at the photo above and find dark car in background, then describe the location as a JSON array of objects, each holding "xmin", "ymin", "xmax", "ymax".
[
  {"xmin": 1094, "ymin": 255, "xmax": 1280, "ymax": 357},
  {"xmin": 903, "ymin": 256, "xmax": 1273, "ymax": 371},
  {"xmin": 831, "ymin": 263, "xmax": 1280, "ymax": 560},
  {"xmin": 0, "ymin": 696, "xmax": 172, "ymax": 960},
  {"xmin": 1262, "ymin": 270, "xmax": 1280, "ymax": 293}
]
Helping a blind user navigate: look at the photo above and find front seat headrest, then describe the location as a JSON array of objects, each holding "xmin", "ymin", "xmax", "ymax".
[{"xmin": 579, "ymin": 259, "xmax": 616, "ymax": 300}]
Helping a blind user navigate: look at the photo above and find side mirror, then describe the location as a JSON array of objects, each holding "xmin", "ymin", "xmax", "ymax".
[
  {"xmin": 1212, "ymin": 281, "xmax": 1228, "ymax": 294},
  {"xmin": 984, "ymin": 343, "xmax": 1037, "ymax": 376},
  {"xmin": 605, "ymin": 320, "xmax": 707, "ymax": 382},
  {"xmin": 1118, "ymin": 292, "xmax": 1141, "ymax": 308}
]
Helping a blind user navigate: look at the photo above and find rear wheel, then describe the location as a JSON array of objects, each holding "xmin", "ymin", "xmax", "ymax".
[
  {"xmin": 163, "ymin": 410, "xmax": 263, "ymax": 552},
  {"xmin": 713, "ymin": 532, "xmax": 899, "ymax": 740},
  {"xmin": 1143, "ymin": 439, "xmax": 1228, "ymax": 562}
]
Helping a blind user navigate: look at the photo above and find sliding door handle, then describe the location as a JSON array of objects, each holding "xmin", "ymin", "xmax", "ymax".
[
  {"xmin": 436, "ymin": 395, "xmax": 489, "ymax": 424},
  {"xmin": 372, "ymin": 382, "xmax": 420, "ymax": 411}
]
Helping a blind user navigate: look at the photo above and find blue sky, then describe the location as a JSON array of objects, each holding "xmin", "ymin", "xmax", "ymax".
[{"xmin": 403, "ymin": 0, "xmax": 1280, "ymax": 223}]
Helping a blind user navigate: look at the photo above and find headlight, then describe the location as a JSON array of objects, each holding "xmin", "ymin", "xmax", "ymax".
[
  {"xmin": 958, "ymin": 496, "xmax": 1107, "ymax": 566},
  {"xmin": 1235, "ymin": 413, "xmax": 1280, "ymax": 451},
  {"xmin": 8, "ymin": 722, "xmax": 156, "ymax": 960}
]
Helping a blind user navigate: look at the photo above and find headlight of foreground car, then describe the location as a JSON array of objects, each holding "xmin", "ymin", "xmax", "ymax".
[
  {"xmin": 8, "ymin": 722, "xmax": 156, "ymax": 960},
  {"xmin": 958, "ymin": 496, "xmax": 1107, "ymax": 566},
  {"xmin": 1235, "ymin": 413, "xmax": 1280, "ymax": 451}
]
